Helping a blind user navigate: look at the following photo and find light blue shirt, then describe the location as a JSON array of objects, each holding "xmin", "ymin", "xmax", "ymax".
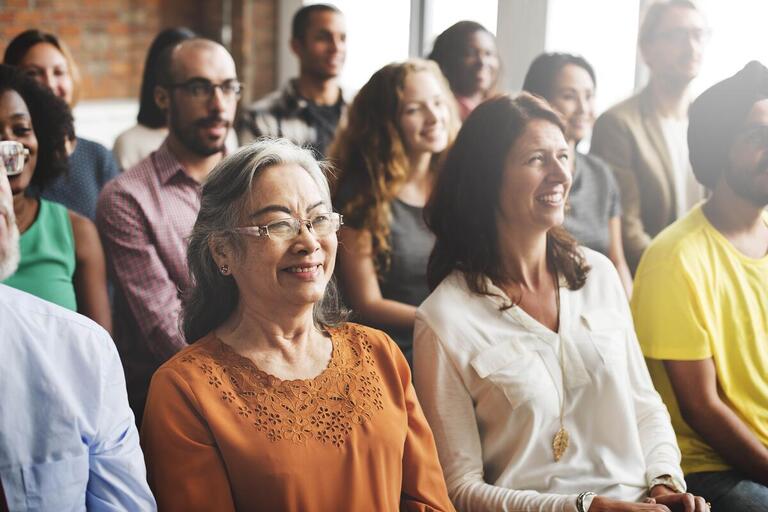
[{"xmin": 0, "ymin": 285, "xmax": 156, "ymax": 511}]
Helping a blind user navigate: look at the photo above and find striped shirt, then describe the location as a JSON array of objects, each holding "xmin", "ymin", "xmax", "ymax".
[{"xmin": 96, "ymin": 141, "xmax": 200, "ymax": 422}]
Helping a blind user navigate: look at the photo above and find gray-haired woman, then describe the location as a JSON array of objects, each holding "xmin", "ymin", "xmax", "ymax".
[{"xmin": 140, "ymin": 138, "xmax": 454, "ymax": 512}]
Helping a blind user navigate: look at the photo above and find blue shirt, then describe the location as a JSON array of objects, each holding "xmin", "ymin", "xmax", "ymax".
[
  {"xmin": 0, "ymin": 285, "xmax": 156, "ymax": 511},
  {"xmin": 42, "ymin": 137, "xmax": 120, "ymax": 221}
]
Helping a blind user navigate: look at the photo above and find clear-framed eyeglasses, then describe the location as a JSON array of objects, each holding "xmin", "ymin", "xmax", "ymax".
[
  {"xmin": 233, "ymin": 212, "xmax": 343, "ymax": 240},
  {"xmin": 0, "ymin": 141, "xmax": 29, "ymax": 177}
]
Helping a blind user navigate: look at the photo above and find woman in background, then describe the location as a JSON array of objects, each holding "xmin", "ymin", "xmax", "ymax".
[
  {"xmin": 328, "ymin": 59, "xmax": 459, "ymax": 366},
  {"xmin": 428, "ymin": 21, "xmax": 500, "ymax": 120},
  {"xmin": 0, "ymin": 64, "xmax": 111, "ymax": 331},
  {"xmin": 523, "ymin": 52, "xmax": 633, "ymax": 296},
  {"xmin": 112, "ymin": 27, "xmax": 196, "ymax": 171},
  {"xmin": 4, "ymin": 29, "xmax": 119, "ymax": 220}
]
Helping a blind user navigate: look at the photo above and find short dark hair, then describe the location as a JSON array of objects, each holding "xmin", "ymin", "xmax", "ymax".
[
  {"xmin": 428, "ymin": 20, "xmax": 497, "ymax": 96},
  {"xmin": 0, "ymin": 64, "xmax": 73, "ymax": 192},
  {"xmin": 137, "ymin": 27, "xmax": 196, "ymax": 128},
  {"xmin": 426, "ymin": 93, "xmax": 589, "ymax": 299},
  {"xmin": 291, "ymin": 4, "xmax": 342, "ymax": 42},
  {"xmin": 639, "ymin": 0, "xmax": 700, "ymax": 47},
  {"xmin": 522, "ymin": 52, "xmax": 596, "ymax": 101},
  {"xmin": 3, "ymin": 29, "xmax": 83, "ymax": 106}
]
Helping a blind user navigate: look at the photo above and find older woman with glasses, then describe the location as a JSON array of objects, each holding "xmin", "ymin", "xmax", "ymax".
[{"xmin": 140, "ymin": 139, "xmax": 454, "ymax": 512}]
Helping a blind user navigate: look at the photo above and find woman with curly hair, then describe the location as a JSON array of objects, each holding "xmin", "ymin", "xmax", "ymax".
[
  {"xmin": 428, "ymin": 21, "xmax": 500, "ymax": 120},
  {"xmin": 328, "ymin": 59, "xmax": 459, "ymax": 366},
  {"xmin": 4, "ymin": 29, "xmax": 119, "ymax": 220},
  {"xmin": 0, "ymin": 64, "xmax": 111, "ymax": 331}
]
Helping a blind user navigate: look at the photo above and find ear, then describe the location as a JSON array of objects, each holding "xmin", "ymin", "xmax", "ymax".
[
  {"xmin": 154, "ymin": 85, "xmax": 170, "ymax": 113},
  {"xmin": 208, "ymin": 234, "xmax": 234, "ymax": 270},
  {"xmin": 290, "ymin": 37, "xmax": 303, "ymax": 58}
]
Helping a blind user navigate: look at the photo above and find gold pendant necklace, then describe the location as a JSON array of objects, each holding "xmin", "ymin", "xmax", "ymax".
[{"xmin": 552, "ymin": 269, "xmax": 570, "ymax": 462}]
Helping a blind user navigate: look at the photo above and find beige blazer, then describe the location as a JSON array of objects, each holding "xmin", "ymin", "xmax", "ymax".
[{"xmin": 591, "ymin": 87, "xmax": 681, "ymax": 272}]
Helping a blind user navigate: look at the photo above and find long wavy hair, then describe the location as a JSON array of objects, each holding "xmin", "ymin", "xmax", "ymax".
[
  {"xmin": 426, "ymin": 93, "xmax": 590, "ymax": 303},
  {"xmin": 328, "ymin": 59, "xmax": 459, "ymax": 274},
  {"xmin": 183, "ymin": 138, "xmax": 348, "ymax": 342}
]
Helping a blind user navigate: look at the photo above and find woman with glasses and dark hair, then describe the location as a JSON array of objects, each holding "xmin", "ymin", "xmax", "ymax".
[
  {"xmin": 4, "ymin": 29, "xmax": 119, "ymax": 220},
  {"xmin": 523, "ymin": 52, "xmax": 633, "ymax": 296},
  {"xmin": 413, "ymin": 93, "xmax": 707, "ymax": 512},
  {"xmin": 328, "ymin": 59, "xmax": 459, "ymax": 367},
  {"xmin": 141, "ymin": 139, "xmax": 454, "ymax": 512},
  {"xmin": 0, "ymin": 64, "xmax": 111, "ymax": 331},
  {"xmin": 428, "ymin": 21, "xmax": 500, "ymax": 120},
  {"xmin": 112, "ymin": 27, "xmax": 195, "ymax": 170}
]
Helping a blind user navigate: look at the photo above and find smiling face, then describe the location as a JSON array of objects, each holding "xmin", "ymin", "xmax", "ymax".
[
  {"xmin": 456, "ymin": 30, "xmax": 499, "ymax": 97},
  {"xmin": 497, "ymin": 118, "xmax": 571, "ymax": 236},
  {"xmin": 549, "ymin": 63, "xmax": 595, "ymax": 144},
  {"xmin": 398, "ymin": 70, "xmax": 451, "ymax": 159},
  {"xmin": 226, "ymin": 163, "xmax": 337, "ymax": 310},
  {"xmin": 642, "ymin": 5, "xmax": 708, "ymax": 86},
  {"xmin": 17, "ymin": 42, "xmax": 74, "ymax": 106},
  {"xmin": 158, "ymin": 41, "xmax": 238, "ymax": 157},
  {"xmin": 293, "ymin": 10, "xmax": 347, "ymax": 80},
  {"xmin": 725, "ymin": 98, "xmax": 768, "ymax": 207},
  {"xmin": 0, "ymin": 90, "xmax": 39, "ymax": 196}
]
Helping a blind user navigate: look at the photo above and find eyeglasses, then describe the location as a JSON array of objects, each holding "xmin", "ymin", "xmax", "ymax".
[
  {"xmin": 739, "ymin": 125, "xmax": 768, "ymax": 149},
  {"xmin": 168, "ymin": 78, "xmax": 243, "ymax": 100},
  {"xmin": 655, "ymin": 27, "xmax": 711, "ymax": 45},
  {"xmin": 0, "ymin": 141, "xmax": 29, "ymax": 177},
  {"xmin": 233, "ymin": 212, "xmax": 343, "ymax": 240}
]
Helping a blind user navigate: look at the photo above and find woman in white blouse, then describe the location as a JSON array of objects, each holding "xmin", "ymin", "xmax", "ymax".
[{"xmin": 414, "ymin": 93, "xmax": 707, "ymax": 512}]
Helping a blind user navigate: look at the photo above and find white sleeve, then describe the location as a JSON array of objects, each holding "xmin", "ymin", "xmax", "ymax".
[{"xmin": 413, "ymin": 313, "xmax": 578, "ymax": 512}]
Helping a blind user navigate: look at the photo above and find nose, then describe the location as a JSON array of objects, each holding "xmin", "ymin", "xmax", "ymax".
[{"xmin": 293, "ymin": 221, "xmax": 321, "ymax": 254}]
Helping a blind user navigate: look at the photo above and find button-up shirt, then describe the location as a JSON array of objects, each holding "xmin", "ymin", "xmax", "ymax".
[
  {"xmin": 96, "ymin": 142, "xmax": 201, "ymax": 422},
  {"xmin": 414, "ymin": 249, "xmax": 684, "ymax": 512},
  {"xmin": 0, "ymin": 284, "xmax": 156, "ymax": 511}
]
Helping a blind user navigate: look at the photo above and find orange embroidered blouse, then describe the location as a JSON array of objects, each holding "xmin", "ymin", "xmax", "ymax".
[{"xmin": 141, "ymin": 323, "xmax": 455, "ymax": 512}]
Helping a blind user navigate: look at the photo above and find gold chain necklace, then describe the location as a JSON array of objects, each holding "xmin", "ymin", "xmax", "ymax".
[{"xmin": 552, "ymin": 269, "xmax": 570, "ymax": 462}]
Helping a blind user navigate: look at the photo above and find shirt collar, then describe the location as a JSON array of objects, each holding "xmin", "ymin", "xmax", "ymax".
[
  {"xmin": 280, "ymin": 78, "xmax": 347, "ymax": 115},
  {"xmin": 154, "ymin": 139, "xmax": 227, "ymax": 186}
]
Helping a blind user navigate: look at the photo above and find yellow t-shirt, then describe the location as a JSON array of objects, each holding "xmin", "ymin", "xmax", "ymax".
[{"xmin": 632, "ymin": 205, "xmax": 768, "ymax": 475}]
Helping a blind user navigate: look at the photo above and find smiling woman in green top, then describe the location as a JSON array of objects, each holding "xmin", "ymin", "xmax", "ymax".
[{"xmin": 0, "ymin": 65, "xmax": 111, "ymax": 333}]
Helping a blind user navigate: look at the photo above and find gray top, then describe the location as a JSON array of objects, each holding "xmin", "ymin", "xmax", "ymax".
[
  {"xmin": 563, "ymin": 152, "xmax": 622, "ymax": 256},
  {"xmin": 378, "ymin": 199, "xmax": 434, "ymax": 365}
]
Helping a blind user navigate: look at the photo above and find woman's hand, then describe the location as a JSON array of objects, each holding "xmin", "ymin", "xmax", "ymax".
[
  {"xmin": 589, "ymin": 495, "xmax": 671, "ymax": 511},
  {"xmin": 648, "ymin": 485, "xmax": 709, "ymax": 511}
]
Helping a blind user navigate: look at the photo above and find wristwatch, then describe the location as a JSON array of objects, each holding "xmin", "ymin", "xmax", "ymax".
[
  {"xmin": 576, "ymin": 491, "xmax": 596, "ymax": 512},
  {"xmin": 650, "ymin": 474, "xmax": 684, "ymax": 493}
]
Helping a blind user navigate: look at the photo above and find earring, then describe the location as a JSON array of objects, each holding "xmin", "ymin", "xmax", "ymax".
[{"xmin": 219, "ymin": 264, "xmax": 230, "ymax": 275}]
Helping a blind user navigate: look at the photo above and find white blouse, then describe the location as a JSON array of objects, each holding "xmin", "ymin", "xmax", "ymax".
[{"xmin": 413, "ymin": 249, "xmax": 684, "ymax": 512}]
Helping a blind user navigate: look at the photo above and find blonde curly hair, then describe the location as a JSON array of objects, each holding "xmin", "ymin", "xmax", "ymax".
[{"xmin": 328, "ymin": 59, "xmax": 459, "ymax": 275}]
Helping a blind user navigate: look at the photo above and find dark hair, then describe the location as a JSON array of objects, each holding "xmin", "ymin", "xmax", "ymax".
[
  {"xmin": 291, "ymin": 3, "xmax": 342, "ymax": 42},
  {"xmin": 183, "ymin": 138, "xmax": 348, "ymax": 342},
  {"xmin": 426, "ymin": 93, "xmax": 589, "ymax": 300},
  {"xmin": 3, "ymin": 29, "xmax": 82, "ymax": 106},
  {"xmin": 137, "ymin": 27, "xmax": 196, "ymax": 128},
  {"xmin": 428, "ymin": 20, "xmax": 498, "ymax": 97},
  {"xmin": 639, "ymin": 0, "xmax": 700, "ymax": 47},
  {"xmin": 522, "ymin": 52, "xmax": 596, "ymax": 101},
  {"xmin": 0, "ymin": 64, "xmax": 73, "ymax": 192}
]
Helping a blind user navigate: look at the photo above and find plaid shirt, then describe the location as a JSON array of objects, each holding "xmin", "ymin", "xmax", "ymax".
[
  {"xmin": 96, "ymin": 142, "xmax": 200, "ymax": 419},
  {"xmin": 238, "ymin": 78, "xmax": 348, "ymax": 157}
]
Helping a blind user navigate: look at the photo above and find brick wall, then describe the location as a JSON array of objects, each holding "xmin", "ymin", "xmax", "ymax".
[{"xmin": 0, "ymin": 0, "xmax": 277, "ymax": 102}]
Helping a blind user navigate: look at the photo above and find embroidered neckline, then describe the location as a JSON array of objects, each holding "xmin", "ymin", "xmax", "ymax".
[{"xmin": 180, "ymin": 324, "xmax": 385, "ymax": 448}]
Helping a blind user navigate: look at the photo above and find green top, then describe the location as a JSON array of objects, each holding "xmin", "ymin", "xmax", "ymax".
[{"xmin": 2, "ymin": 199, "xmax": 77, "ymax": 311}]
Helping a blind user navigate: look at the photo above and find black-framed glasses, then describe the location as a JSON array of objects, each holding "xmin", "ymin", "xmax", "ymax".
[
  {"xmin": 739, "ymin": 125, "xmax": 768, "ymax": 149},
  {"xmin": 0, "ymin": 141, "xmax": 29, "ymax": 177},
  {"xmin": 233, "ymin": 212, "xmax": 343, "ymax": 241},
  {"xmin": 168, "ymin": 78, "xmax": 243, "ymax": 100}
]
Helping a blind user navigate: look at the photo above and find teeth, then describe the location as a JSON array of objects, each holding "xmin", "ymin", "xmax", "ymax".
[
  {"xmin": 288, "ymin": 265, "xmax": 319, "ymax": 273},
  {"xmin": 538, "ymin": 193, "xmax": 563, "ymax": 203}
]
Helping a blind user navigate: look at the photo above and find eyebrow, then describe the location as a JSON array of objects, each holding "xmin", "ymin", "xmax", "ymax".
[
  {"xmin": 11, "ymin": 113, "xmax": 30, "ymax": 120},
  {"xmin": 248, "ymin": 200, "xmax": 326, "ymax": 220}
]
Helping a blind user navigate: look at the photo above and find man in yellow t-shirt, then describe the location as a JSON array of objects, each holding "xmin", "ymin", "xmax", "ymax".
[{"xmin": 633, "ymin": 61, "xmax": 768, "ymax": 510}]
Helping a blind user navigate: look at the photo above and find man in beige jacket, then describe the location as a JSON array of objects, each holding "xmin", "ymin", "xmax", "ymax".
[{"xmin": 591, "ymin": 0, "xmax": 708, "ymax": 271}]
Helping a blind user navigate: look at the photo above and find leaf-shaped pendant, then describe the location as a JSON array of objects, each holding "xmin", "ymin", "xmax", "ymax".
[{"xmin": 553, "ymin": 427, "xmax": 569, "ymax": 462}]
